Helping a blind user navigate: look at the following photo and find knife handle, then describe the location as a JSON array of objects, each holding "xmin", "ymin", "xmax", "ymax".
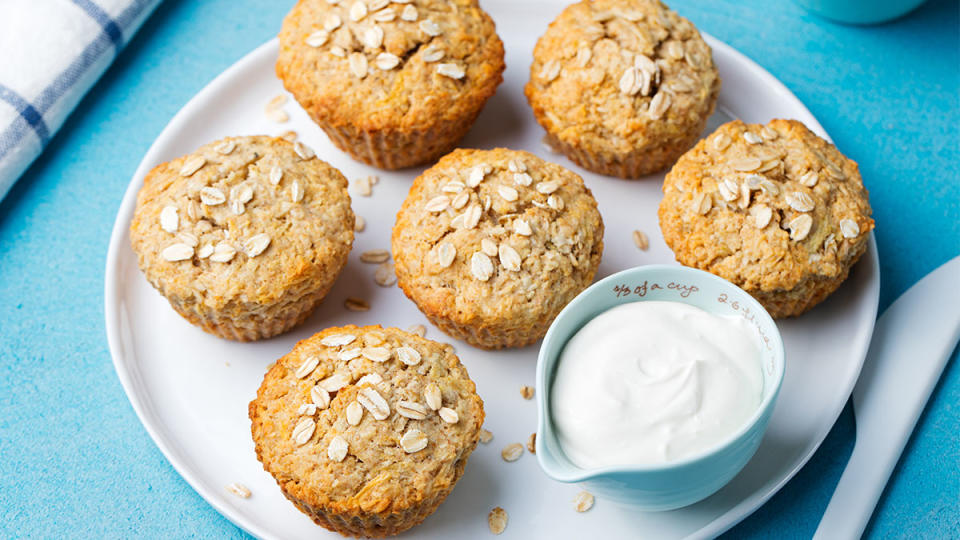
[{"xmin": 813, "ymin": 256, "xmax": 960, "ymax": 540}]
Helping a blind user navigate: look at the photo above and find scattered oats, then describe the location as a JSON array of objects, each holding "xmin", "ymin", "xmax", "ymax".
[
  {"xmin": 319, "ymin": 372, "xmax": 349, "ymax": 392},
  {"xmin": 160, "ymin": 206, "xmax": 179, "ymax": 233},
  {"xmin": 349, "ymin": 0, "xmax": 368, "ymax": 21},
  {"xmin": 463, "ymin": 204, "xmax": 482, "ymax": 229},
  {"xmin": 501, "ymin": 443, "xmax": 523, "ymax": 462},
  {"xmin": 840, "ymin": 218, "xmax": 860, "ymax": 238},
  {"xmin": 514, "ymin": 219, "xmax": 532, "ymax": 236},
  {"xmin": 179, "ymin": 156, "xmax": 205, "ymax": 177},
  {"xmin": 349, "ymin": 53, "xmax": 369, "ymax": 79},
  {"xmin": 395, "ymin": 346, "xmax": 421, "ymax": 366},
  {"xmin": 547, "ymin": 195, "xmax": 564, "ymax": 210},
  {"xmin": 759, "ymin": 178, "xmax": 781, "ymax": 195},
  {"xmin": 311, "ymin": 385, "xmax": 331, "ymax": 409},
  {"xmin": 162, "ymin": 243, "xmax": 194, "ymax": 262},
  {"xmin": 200, "ymin": 187, "xmax": 226, "ymax": 206},
  {"xmin": 400, "ymin": 4, "xmax": 418, "ymax": 21},
  {"xmin": 298, "ymin": 403, "xmax": 317, "ymax": 416},
  {"xmin": 353, "ymin": 176, "xmax": 373, "ymax": 197},
  {"xmin": 295, "ymin": 356, "xmax": 320, "ymax": 379},
  {"xmin": 758, "ymin": 159, "xmax": 781, "ymax": 173},
  {"xmin": 322, "ymin": 333, "xmax": 357, "ymax": 347},
  {"xmin": 354, "ymin": 215, "xmax": 366, "ymax": 232},
  {"xmin": 481, "ymin": 238, "xmax": 498, "ymax": 257},
  {"xmin": 294, "ymin": 141, "xmax": 315, "ymax": 160},
  {"xmin": 374, "ymin": 262, "xmax": 396, "ymax": 286},
  {"xmin": 424, "ymin": 382, "xmax": 442, "ymax": 410},
  {"xmin": 618, "ymin": 66, "xmax": 638, "ymax": 96},
  {"xmin": 436, "ymin": 241, "xmax": 456, "ymax": 268},
  {"xmin": 442, "ymin": 180, "xmax": 465, "ymax": 193},
  {"xmin": 483, "ymin": 195, "xmax": 492, "ymax": 212},
  {"xmin": 799, "ymin": 171, "xmax": 819, "ymax": 187},
  {"xmin": 536, "ymin": 180, "xmax": 560, "ymax": 194},
  {"xmin": 466, "ymin": 164, "xmax": 491, "ymax": 186},
  {"xmin": 786, "ymin": 191, "xmax": 815, "ymax": 212},
  {"xmin": 268, "ymin": 166, "xmax": 283, "ymax": 185},
  {"xmin": 541, "ymin": 59, "xmax": 562, "ymax": 82},
  {"xmin": 368, "ymin": 0, "xmax": 388, "ymax": 9},
  {"xmin": 743, "ymin": 132, "xmax": 763, "ymax": 144},
  {"xmin": 231, "ymin": 183, "xmax": 254, "ymax": 204},
  {"xmin": 280, "ymin": 130, "xmax": 298, "ymax": 142},
  {"xmin": 762, "ymin": 126, "xmax": 779, "ymax": 140},
  {"xmin": 632, "ymin": 229, "xmax": 649, "ymax": 251},
  {"xmin": 357, "ymin": 373, "xmax": 382, "ymax": 386},
  {"xmin": 373, "ymin": 7, "xmax": 396, "ymax": 22},
  {"xmin": 513, "ymin": 172, "xmax": 532, "ymax": 186},
  {"xmin": 479, "ymin": 429, "xmax": 493, "ymax": 443},
  {"xmin": 787, "ymin": 213, "xmax": 813, "ymax": 241},
  {"xmin": 498, "ymin": 244, "xmax": 522, "ymax": 272},
  {"xmin": 290, "ymin": 179, "xmax": 304, "ymax": 203},
  {"xmin": 730, "ymin": 156, "xmax": 762, "ymax": 172},
  {"xmin": 648, "ymin": 91, "xmax": 671, "ymax": 119},
  {"xmin": 738, "ymin": 183, "xmax": 751, "ymax": 209},
  {"xmin": 400, "ymin": 429, "xmax": 428, "ymax": 453},
  {"xmin": 664, "ymin": 40, "xmax": 685, "ymax": 60},
  {"xmin": 266, "ymin": 108, "xmax": 289, "ymax": 123},
  {"xmin": 691, "ymin": 192, "xmax": 712, "ymax": 215},
  {"xmin": 226, "ymin": 483, "xmax": 251, "ymax": 499},
  {"xmin": 197, "ymin": 243, "xmax": 213, "ymax": 259},
  {"xmin": 215, "ymin": 140, "xmax": 236, "ymax": 154},
  {"xmin": 330, "ymin": 45, "xmax": 346, "ymax": 58},
  {"xmin": 419, "ymin": 19, "xmax": 441, "ymax": 36},
  {"xmin": 244, "ymin": 233, "xmax": 271, "ymax": 257},
  {"xmin": 397, "ymin": 400, "xmax": 429, "ymax": 420},
  {"xmin": 507, "ymin": 159, "xmax": 527, "ymax": 173},
  {"xmin": 178, "ymin": 232, "xmax": 198, "ymax": 247},
  {"xmin": 210, "ymin": 242, "xmax": 237, "ymax": 263},
  {"xmin": 824, "ymin": 161, "xmax": 845, "ymax": 180},
  {"xmin": 327, "ymin": 435, "xmax": 348, "ymax": 462},
  {"xmin": 338, "ymin": 348, "xmax": 362, "ymax": 361},
  {"xmin": 362, "ymin": 26, "xmax": 385, "ymax": 50},
  {"xmin": 450, "ymin": 190, "xmax": 469, "ymax": 210},
  {"xmin": 407, "ymin": 324, "xmax": 426, "ymax": 337},
  {"xmin": 346, "ymin": 401, "xmax": 364, "ymax": 425},
  {"xmin": 323, "ymin": 13, "xmax": 342, "ymax": 31},
  {"xmin": 488, "ymin": 507, "xmax": 508, "ymax": 535},
  {"xmin": 306, "ymin": 29, "xmax": 330, "ymax": 47},
  {"xmin": 360, "ymin": 249, "xmax": 391, "ymax": 264},
  {"xmin": 471, "ymin": 251, "xmax": 494, "ymax": 281},
  {"xmin": 422, "ymin": 44, "xmax": 443, "ymax": 62},
  {"xmin": 438, "ymin": 407, "xmax": 459, "ymax": 424},
  {"xmin": 573, "ymin": 491, "xmax": 595, "ymax": 512},
  {"xmin": 362, "ymin": 346, "xmax": 391, "ymax": 363},
  {"xmin": 292, "ymin": 417, "xmax": 316, "ymax": 446},
  {"xmin": 344, "ymin": 297, "xmax": 370, "ymax": 311},
  {"xmin": 751, "ymin": 204, "xmax": 773, "ymax": 229},
  {"xmin": 437, "ymin": 63, "xmax": 465, "ymax": 79},
  {"xmin": 375, "ymin": 52, "xmax": 400, "ymax": 70},
  {"xmin": 635, "ymin": 54, "xmax": 658, "ymax": 80},
  {"xmin": 425, "ymin": 195, "xmax": 450, "ymax": 212},
  {"xmin": 712, "ymin": 132, "xmax": 732, "ymax": 151},
  {"xmin": 498, "ymin": 185, "xmax": 519, "ymax": 202},
  {"xmin": 575, "ymin": 46, "xmax": 592, "ymax": 67},
  {"xmin": 717, "ymin": 178, "xmax": 739, "ymax": 202},
  {"xmin": 358, "ymin": 387, "xmax": 390, "ymax": 420},
  {"xmin": 520, "ymin": 385, "xmax": 535, "ymax": 400}
]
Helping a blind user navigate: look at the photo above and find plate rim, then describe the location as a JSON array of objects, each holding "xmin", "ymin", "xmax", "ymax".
[{"xmin": 104, "ymin": 34, "xmax": 880, "ymax": 540}]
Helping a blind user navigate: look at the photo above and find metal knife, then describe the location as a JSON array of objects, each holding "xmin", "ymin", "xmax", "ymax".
[{"xmin": 813, "ymin": 255, "xmax": 960, "ymax": 540}]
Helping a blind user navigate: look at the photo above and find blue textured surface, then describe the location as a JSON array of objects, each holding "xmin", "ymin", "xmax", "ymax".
[{"xmin": 0, "ymin": 0, "xmax": 957, "ymax": 537}]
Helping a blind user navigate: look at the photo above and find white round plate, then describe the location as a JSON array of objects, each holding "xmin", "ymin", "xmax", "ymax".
[{"xmin": 105, "ymin": 2, "xmax": 879, "ymax": 538}]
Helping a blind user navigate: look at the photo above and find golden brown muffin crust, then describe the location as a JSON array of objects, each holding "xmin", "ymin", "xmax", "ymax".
[
  {"xmin": 658, "ymin": 119, "xmax": 874, "ymax": 317},
  {"xmin": 250, "ymin": 325, "xmax": 484, "ymax": 537},
  {"xmin": 392, "ymin": 148, "xmax": 604, "ymax": 348}
]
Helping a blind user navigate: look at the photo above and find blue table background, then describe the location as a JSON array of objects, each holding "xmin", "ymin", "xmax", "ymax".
[{"xmin": 0, "ymin": 0, "xmax": 957, "ymax": 537}]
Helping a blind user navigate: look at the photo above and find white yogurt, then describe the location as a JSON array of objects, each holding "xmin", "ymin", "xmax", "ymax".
[{"xmin": 551, "ymin": 301, "xmax": 763, "ymax": 468}]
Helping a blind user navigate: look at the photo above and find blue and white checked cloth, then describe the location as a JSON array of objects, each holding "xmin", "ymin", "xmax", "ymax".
[{"xmin": 0, "ymin": 0, "xmax": 161, "ymax": 201}]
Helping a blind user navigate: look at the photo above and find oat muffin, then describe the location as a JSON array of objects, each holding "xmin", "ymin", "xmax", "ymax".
[
  {"xmin": 525, "ymin": 0, "xmax": 720, "ymax": 179},
  {"xmin": 129, "ymin": 136, "xmax": 354, "ymax": 341},
  {"xmin": 277, "ymin": 0, "xmax": 505, "ymax": 169},
  {"xmin": 392, "ymin": 148, "xmax": 604, "ymax": 349},
  {"xmin": 658, "ymin": 119, "xmax": 874, "ymax": 317},
  {"xmin": 250, "ymin": 325, "xmax": 484, "ymax": 537}
]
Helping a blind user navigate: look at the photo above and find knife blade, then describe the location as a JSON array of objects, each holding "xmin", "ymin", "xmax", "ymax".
[{"xmin": 813, "ymin": 255, "xmax": 960, "ymax": 540}]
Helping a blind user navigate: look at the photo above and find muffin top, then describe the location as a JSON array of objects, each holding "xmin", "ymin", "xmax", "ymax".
[
  {"xmin": 658, "ymin": 119, "xmax": 874, "ymax": 294},
  {"xmin": 277, "ymin": 0, "xmax": 505, "ymax": 131},
  {"xmin": 249, "ymin": 325, "xmax": 484, "ymax": 513},
  {"xmin": 392, "ymin": 148, "xmax": 604, "ymax": 328},
  {"xmin": 525, "ymin": 0, "xmax": 719, "ymax": 155},
  {"xmin": 129, "ymin": 135, "xmax": 354, "ymax": 312}
]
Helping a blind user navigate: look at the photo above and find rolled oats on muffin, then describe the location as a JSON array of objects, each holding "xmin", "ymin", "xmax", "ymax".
[
  {"xmin": 250, "ymin": 325, "xmax": 484, "ymax": 538},
  {"xmin": 392, "ymin": 148, "xmax": 604, "ymax": 349},
  {"xmin": 525, "ymin": 0, "xmax": 720, "ymax": 178},
  {"xmin": 658, "ymin": 119, "xmax": 874, "ymax": 318},
  {"xmin": 129, "ymin": 135, "xmax": 354, "ymax": 341},
  {"xmin": 277, "ymin": 0, "xmax": 505, "ymax": 170}
]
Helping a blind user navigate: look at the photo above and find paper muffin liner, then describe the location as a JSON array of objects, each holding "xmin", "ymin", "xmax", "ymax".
[
  {"xmin": 543, "ymin": 129, "xmax": 704, "ymax": 179},
  {"xmin": 315, "ymin": 109, "xmax": 486, "ymax": 170},
  {"xmin": 419, "ymin": 309, "xmax": 552, "ymax": 350}
]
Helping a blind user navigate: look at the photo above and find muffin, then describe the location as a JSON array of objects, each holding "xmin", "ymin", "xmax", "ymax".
[
  {"xmin": 277, "ymin": 0, "xmax": 505, "ymax": 169},
  {"xmin": 392, "ymin": 148, "xmax": 604, "ymax": 349},
  {"xmin": 129, "ymin": 135, "xmax": 354, "ymax": 341},
  {"xmin": 658, "ymin": 119, "xmax": 874, "ymax": 317},
  {"xmin": 525, "ymin": 0, "xmax": 720, "ymax": 178},
  {"xmin": 250, "ymin": 325, "xmax": 484, "ymax": 537}
]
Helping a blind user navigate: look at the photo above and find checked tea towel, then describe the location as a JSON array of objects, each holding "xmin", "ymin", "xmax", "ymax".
[{"xmin": 0, "ymin": 0, "xmax": 161, "ymax": 201}]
